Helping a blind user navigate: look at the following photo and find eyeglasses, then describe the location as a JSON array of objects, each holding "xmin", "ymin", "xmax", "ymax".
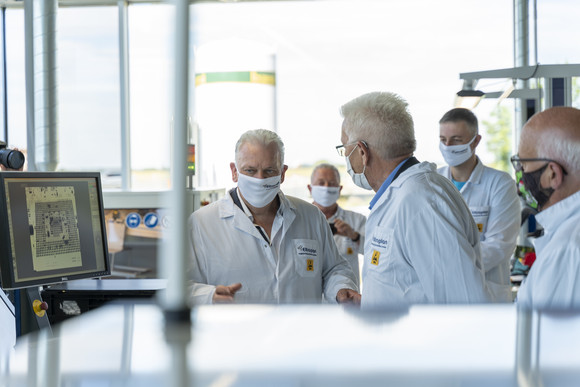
[
  {"xmin": 510, "ymin": 155, "xmax": 567, "ymax": 175},
  {"xmin": 336, "ymin": 140, "xmax": 368, "ymax": 157}
]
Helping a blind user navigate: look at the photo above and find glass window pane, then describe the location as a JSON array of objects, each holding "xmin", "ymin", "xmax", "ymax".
[
  {"xmin": 128, "ymin": 3, "xmax": 174, "ymax": 190},
  {"xmin": 5, "ymin": 9, "xmax": 26, "ymax": 151},
  {"xmin": 58, "ymin": 6, "xmax": 120, "ymax": 181}
]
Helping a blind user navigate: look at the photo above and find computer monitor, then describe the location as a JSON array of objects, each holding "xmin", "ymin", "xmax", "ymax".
[{"xmin": 0, "ymin": 172, "xmax": 110, "ymax": 289}]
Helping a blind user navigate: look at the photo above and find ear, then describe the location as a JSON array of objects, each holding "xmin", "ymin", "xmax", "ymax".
[
  {"xmin": 230, "ymin": 162, "xmax": 238, "ymax": 183},
  {"xmin": 339, "ymin": 185, "xmax": 343, "ymax": 194},
  {"xmin": 547, "ymin": 161, "xmax": 565, "ymax": 190},
  {"xmin": 358, "ymin": 141, "xmax": 370, "ymax": 166},
  {"xmin": 472, "ymin": 134, "xmax": 482, "ymax": 150},
  {"xmin": 307, "ymin": 184, "xmax": 312, "ymax": 194},
  {"xmin": 280, "ymin": 164, "xmax": 289, "ymax": 184}
]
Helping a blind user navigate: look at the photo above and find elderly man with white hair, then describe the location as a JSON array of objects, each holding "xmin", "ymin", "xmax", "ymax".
[
  {"xmin": 511, "ymin": 106, "xmax": 580, "ymax": 309},
  {"xmin": 337, "ymin": 91, "xmax": 490, "ymax": 308},
  {"xmin": 188, "ymin": 129, "xmax": 360, "ymax": 305}
]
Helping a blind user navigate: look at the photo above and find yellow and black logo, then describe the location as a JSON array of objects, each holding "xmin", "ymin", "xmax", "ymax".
[
  {"xmin": 306, "ymin": 259, "xmax": 314, "ymax": 271},
  {"xmin": 371, "ymin": 250, "xmax": 380, "ymax": 266}
]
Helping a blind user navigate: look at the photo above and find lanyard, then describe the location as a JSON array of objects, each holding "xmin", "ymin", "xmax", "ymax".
[{"xmin": 229, "ymin": 188, "xmax": 271, "ymax": 245}]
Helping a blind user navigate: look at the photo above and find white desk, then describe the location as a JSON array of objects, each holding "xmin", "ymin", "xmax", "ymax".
[{"xmin": 4, "ymin": 303, "xmax": 580, "ymax": 386}]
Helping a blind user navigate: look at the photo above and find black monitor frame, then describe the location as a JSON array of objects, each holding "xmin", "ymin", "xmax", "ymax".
[{"xmin": 0, "ymin": 172, "xmax": 110, "ymax": 289}]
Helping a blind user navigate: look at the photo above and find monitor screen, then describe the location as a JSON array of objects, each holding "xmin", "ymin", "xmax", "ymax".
[{"xmin": 0, "ymin": 172, "xmax": 110, "ymax": 289}]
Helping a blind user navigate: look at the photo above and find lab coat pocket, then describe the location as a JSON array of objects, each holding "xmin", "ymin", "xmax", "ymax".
[
  {"xmin": 470, "ymin": 206, "xmax": 490, "ymax": 236},
  {"xmin": 293, "ymin": 239, "xmax": 320, "ymax": 278},
  {"xmin": 366, "ymin": 226, "xmax": 394, "ymax": 274}
]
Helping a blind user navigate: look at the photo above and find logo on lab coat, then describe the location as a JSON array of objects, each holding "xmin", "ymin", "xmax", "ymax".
[
  {"xmin": 306, "ymin": 259, "xmax": 314, "ymax": 271},
  {"xmin": 371, "ymin": 236, "xmax": 388, "ymax": 249},
  {"xmin": 371, "ymin": 250, "xmax": 380, "ymax": 265},
  {"xmin": 296, "ymin": 245, "xmax": 317, "ymax": 257}
]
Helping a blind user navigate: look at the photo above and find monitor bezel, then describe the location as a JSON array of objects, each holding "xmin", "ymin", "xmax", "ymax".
[{"xmin": 0, "ymin": 171, "xmax": 111, "ymax": 290}]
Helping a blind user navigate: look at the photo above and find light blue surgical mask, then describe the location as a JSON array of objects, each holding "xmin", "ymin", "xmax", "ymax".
[
  {"xmin": 345, "ymin": 144, "xmax": 372, "ymax": 191},
  {"xmin": 311, "ymin": 185, "xmax": 340, "ymax": 207}
]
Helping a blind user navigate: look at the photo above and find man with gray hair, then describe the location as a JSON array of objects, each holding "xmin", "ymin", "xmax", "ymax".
[
  {"xmin": 338, "ymin": 91, "xmax": 490, "ymax": 307},
  {"xmin": 308, "ymin": 163, "xmax": 366, "ymax": 288},
  {"xmin": 189, "ymin": 129, "xmax": 360, "ymax": 304},
  {"xmin": 511, "ymin": 106, "xmax": 580, "ymax": 309},
  {"xmin": 438, "ymin": 108, "xmax": 520, "ymax": 302}
]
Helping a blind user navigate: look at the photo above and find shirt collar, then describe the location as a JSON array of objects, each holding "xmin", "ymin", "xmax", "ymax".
[
  {"xmin": 235, "ymin": 187, "xmax": 285, "ymax": 220},
  {"xmin": 535, "ymin": 190, "xmax": 580, "ymax": 235},
  {"xmin": 369, "ymin": 157, "xmax": 410, "ymax": 210}
]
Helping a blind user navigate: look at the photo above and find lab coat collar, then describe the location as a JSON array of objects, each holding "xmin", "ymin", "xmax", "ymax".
[
  {"xmin": 440, "ymin": 156, "xmax": 484, "ymax": 190},
  {"xmin": 370, "ymin": 161, "xmax": 433, "ymax": 211},
  {"xmin": 535, "ymin": 189, "xmax": 580, "ymax": 239},
  {"xmin": 328, "ymin": 205, "xmax": 345, "ymax": 223}
]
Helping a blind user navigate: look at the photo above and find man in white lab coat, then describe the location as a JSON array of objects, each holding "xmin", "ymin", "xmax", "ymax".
[
  {"xmin": 438, "ymin": 108, "xmax": 520, "ymax": 302},
  {"xmin": 512, "ymin": 107, "xmax": 580, "ymax": 309},
  {"xmin": 308, "ymin": 163, "xmax": 366, "ymax": 288},
  {"xmin": 188, "ymin": 129, "xmax": 360, "ymax": 305},
  {"xmin": 338, "ymin": 92, "xmax": 490, "ymax": 308}
]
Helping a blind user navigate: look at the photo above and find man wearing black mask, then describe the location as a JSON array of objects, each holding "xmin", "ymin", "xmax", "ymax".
[{"xmin": 511, "ymin": 106, "xmax": 580, "ymax": 309}]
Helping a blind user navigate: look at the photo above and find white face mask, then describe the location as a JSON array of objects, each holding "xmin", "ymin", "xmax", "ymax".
[
  {"xmin": 311, "ymin": 185, "xmax": 340, "ymax": 207},
  {"xmin": 439, "ymin": 135, "xmax": 477, "ymax": 167},
  {"xmin": 345, "ymin": 145, "xmax": 372, "ymax": 190},
  {"xmin": 237, "ymin": 172, "xmax": 281, "ymax": 208}
]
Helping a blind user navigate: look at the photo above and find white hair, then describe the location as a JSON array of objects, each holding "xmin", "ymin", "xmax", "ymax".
[
  {"xmin": 340, "ymin": 91, "xmax": 416, "ymax": 160},
  {"xmin": 538, "ymin": 133, "xmax": 580, "ymax": 173},
  {"xmin": 235, "ymin": 129, "xmax": 285, "ymax": 168}
]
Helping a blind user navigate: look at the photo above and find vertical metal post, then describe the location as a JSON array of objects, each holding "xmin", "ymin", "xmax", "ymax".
[
  {"xmin": 162, "ymin": 1, "xmax": 192, "ymax": 386},
  {"xmin": 513, "ymin": 0, "xmax": 530, "ymax": 154},
  {"xmin": 118, "ymin": 0, "xmax": 132, "ymax": 190},
  {"xmin": 515, "ymin": 307, "xmax": 534, "ymax": 387},
  {"xmin": 0, "ymin": 8, "xmax": 7, "ymax": 143},
  {"xmin": 32, "ymin": 0, "xmax": 59, "ymax": 172},
  {"xmin": 24, "ymin": 0, "xmax": 36, "ymax": 170}
]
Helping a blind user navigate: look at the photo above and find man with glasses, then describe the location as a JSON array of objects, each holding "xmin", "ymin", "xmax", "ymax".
[
  {"xmin": 338, "ymin": 91, "xmax": 490, "ymax": 308},
  {"xmin": 188, "ymin": 129, "xmax": 360, "ymax": 305},
  {"xmin": 437, "ymin": 108, "xmax": 520, "ymax": 302},
  {"xmin": 511, "ymin": 106, "xmax": 580, "ymax": 309}
]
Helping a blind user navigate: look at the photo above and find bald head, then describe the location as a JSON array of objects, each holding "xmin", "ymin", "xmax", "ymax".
[{"xmin": 520, "ymin": 107, "xmax": 580, "ymax": 174}]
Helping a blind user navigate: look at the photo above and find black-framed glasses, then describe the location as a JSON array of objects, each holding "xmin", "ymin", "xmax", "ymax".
[
  {"xmin": 336, "ymin": 140, "xmax": 368, "ymax": 157},
  {"xmin": 510, "ymin": 155, "xmax": 567, "ymax": 175}
]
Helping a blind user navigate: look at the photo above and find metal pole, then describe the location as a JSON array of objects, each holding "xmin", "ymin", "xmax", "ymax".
[
  {"xmin": 24, "ymin": 0, "xmax": 36, "ymax": 170},
  {"xmin": 513, "ymin": 0, "xmax": 530, "ymax": 154},
  {"xmin": 118, "ymin": 0, "xmax": 132, "ymax": 190},
  {"xmin": 1, "ymin": 8, "xmax": 8, "ymax": 144},
  {"xmin": 162, "ymin": 1, "xmax": 192, "ymax": 386}
]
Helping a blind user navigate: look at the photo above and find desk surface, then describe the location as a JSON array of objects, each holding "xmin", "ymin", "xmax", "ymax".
[
  {"xmin": 5, "ymin": 303, "xmax": 580, "ymax": 386},
  {"xmin": 42, "ymin": 278, "xmax": 167, "ymax": 293}
]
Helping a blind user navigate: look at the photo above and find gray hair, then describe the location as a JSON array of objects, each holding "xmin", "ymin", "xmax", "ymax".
[
  {"xmin": 526, "ymin": 107, "xmax": 580, "ymax": 174},
  {"xmin": 235, "ymin": 129, "xmax": 285, "ymax": 168},
  {"xmin": 310, "ymin": 163, "xmax": 341, "ymax": 184},
  {"xmin": 340, "ymin": 91, "xmax": 416, "ymax": 160},
  {"xmin": 537, "ymin": 130, "xmax": 580, "ymax": 174},
  {"xmin": 439, "ymin": 107, "xmax": 479, "ymax": 137}
]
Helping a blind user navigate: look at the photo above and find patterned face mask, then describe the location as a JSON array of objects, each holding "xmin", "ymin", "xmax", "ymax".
[{"xmin": 516, "ymin": 168, "xmax": 549, "ymax": 210}]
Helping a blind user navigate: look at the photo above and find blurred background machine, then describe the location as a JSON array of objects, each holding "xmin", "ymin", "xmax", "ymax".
[{"xmin": 102, "ymin": 188, "xmax": 224, "ymax": 279}]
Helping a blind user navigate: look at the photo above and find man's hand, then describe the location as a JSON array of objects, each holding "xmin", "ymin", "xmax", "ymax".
[
  {"xmin": 333, "ymin": 219, "xmax": 359, "ymax": 241},
  {"xmin": 212, "ymin": 283, "xmax": 242, "ymax": 303},
  {"xmin": 336, "ymin": 288, "xmax": 361, "ymax": 305}
]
